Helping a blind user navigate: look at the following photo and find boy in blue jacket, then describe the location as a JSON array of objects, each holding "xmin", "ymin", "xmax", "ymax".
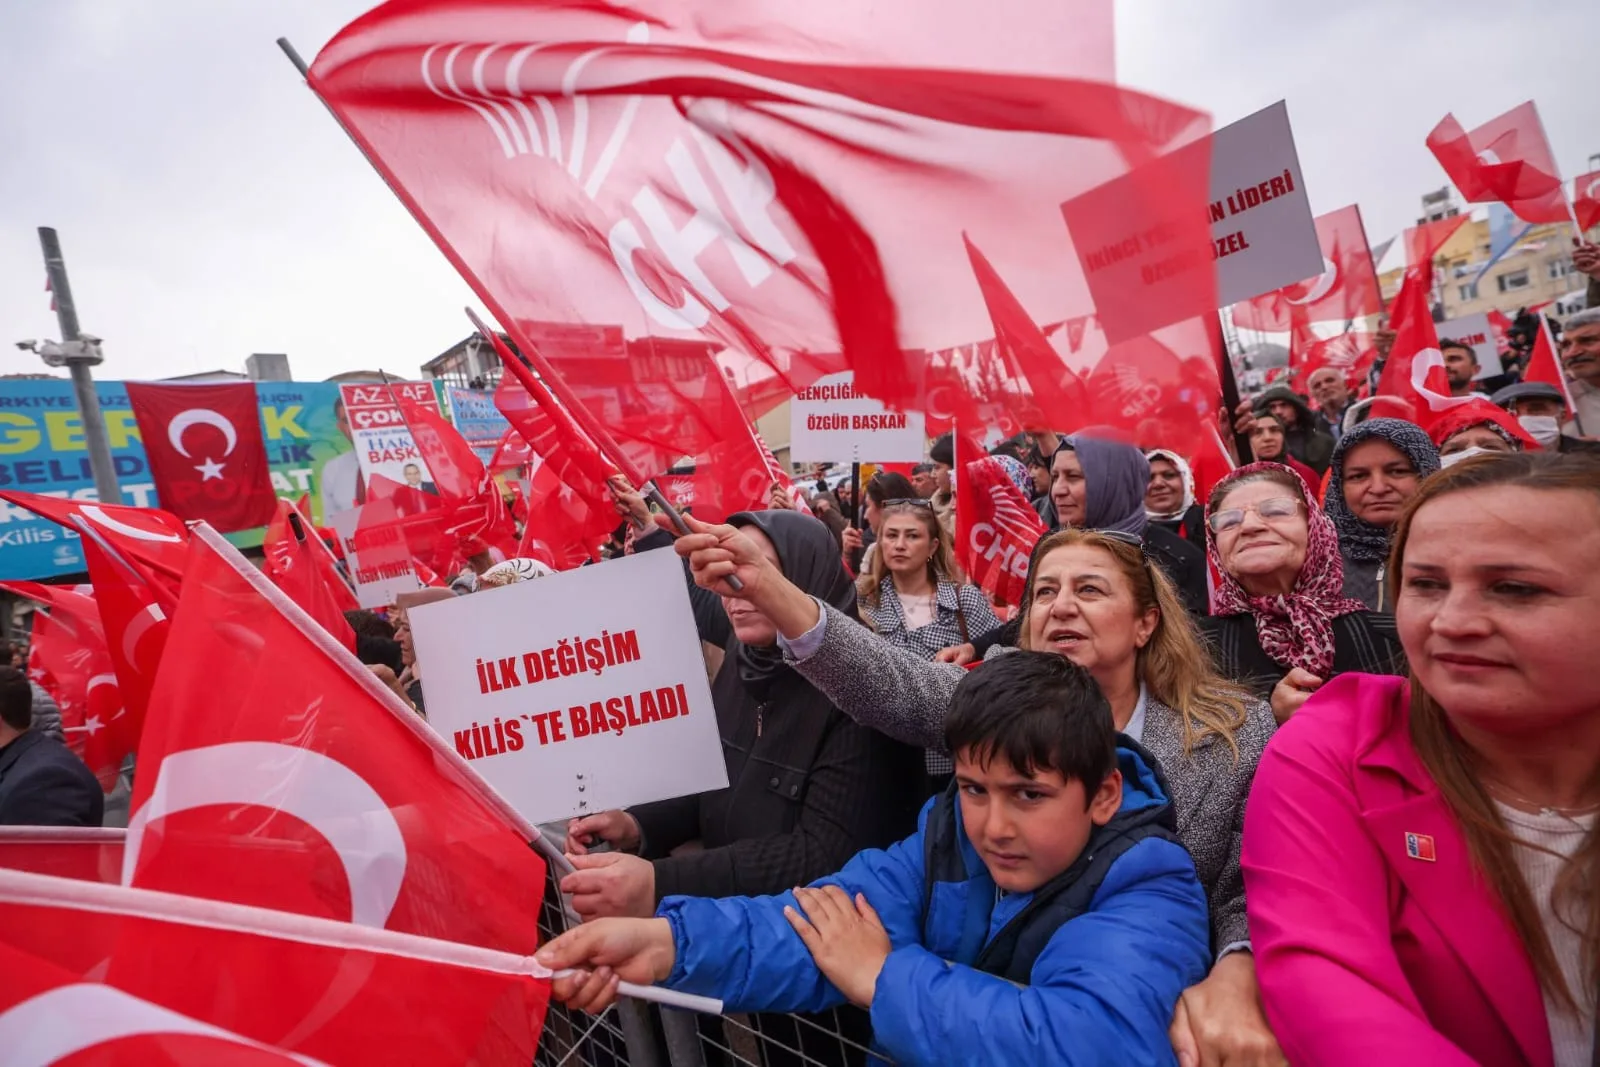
[{"xmin": 539, "ymin": 652, "xmax": 1211, "ymax": 1065}]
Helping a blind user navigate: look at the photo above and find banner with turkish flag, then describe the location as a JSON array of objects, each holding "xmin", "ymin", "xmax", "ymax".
[
  {"xmin": 1376, "ymin": 267, "xmax": 1476, "ymax": 432},
  {"xmin": 126, "ymin": 524, "xmax": 550, "ymax": 958},
  {"xmin": 0, "ymin": 868, "xmax": 549, "ymax": 1063},
  {"xmin": 1231, "ymin": 205, "xmax": 1384, "ymax": 332},
  {"xmin": 125, "ymin": 382, "xmax": 279, "ymax": 532},
  {"xmin": 306, "ymin": 0, "xmax": 1218, "ymax": 424},
  {"xmin": 1427, "ymin": 102, "xmax": 1569, "ymax": 225},
  {"xmin": 954, "ymin": 437, "xmax": 1045, "ymax": 610}
]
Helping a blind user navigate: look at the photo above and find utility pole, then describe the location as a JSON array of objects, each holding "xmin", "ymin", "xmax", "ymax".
[{"xmin": 37, "ymin": 227, "xmax": 121, "ymax": 506}]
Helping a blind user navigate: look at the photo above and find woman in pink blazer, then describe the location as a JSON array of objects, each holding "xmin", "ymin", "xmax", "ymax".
[{"xmin": 1242, "ymin": 452, "xmax": 1600, "ymax": 1067}]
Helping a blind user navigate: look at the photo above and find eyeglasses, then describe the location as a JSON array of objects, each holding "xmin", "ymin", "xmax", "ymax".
[
  {"xmin": 884, "ymin": 498, "xmax": 935, "ymax": 510},
  {"xmin": 1208, "ymin": 497, "xmax": 1302, "ymax": 534}
]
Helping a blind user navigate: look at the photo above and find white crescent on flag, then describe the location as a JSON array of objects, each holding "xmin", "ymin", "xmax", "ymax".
[
  {"xmin": 81, "ymin": 505, "xmax": 183, "ymax": 544},
  {"xmin": 1285, "ymin": 256, "xmax": 1339, "ymax": 306},
  {"xmin": 1409, "ymin": 348, "xmax": 1476, "ymax": 414},
  {"xmin": 0, "ymin": 983, "xmax": 330, "ymax": 1067},
  {"xmin": 122, "ymin": 741, "xmax": 408, "ymax": 930},
  {"xmin": 120, "ymin": 605, "xmax": 167, "ymax": 673},
  {"xmin": 1584, "ymin": 177, "xmax": 1600, "ymax": 200},
  {"xmin": 1476, "ymin": 148, "xmax": 1502, "ymax": 167},
  {"xmin": 166, "ymin": 408, "xmax": 238, "ymax": 459}
]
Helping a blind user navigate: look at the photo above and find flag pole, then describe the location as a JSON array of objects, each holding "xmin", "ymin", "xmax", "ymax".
[{"xmin": 68, "ymin": 515, "xmax": 180, "ymax": 615}]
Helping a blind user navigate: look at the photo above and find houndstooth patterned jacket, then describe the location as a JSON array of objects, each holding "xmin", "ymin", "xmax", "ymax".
[{"xmin": 784, "ymin": 603, "xmax": 1277, "ymax": 951}]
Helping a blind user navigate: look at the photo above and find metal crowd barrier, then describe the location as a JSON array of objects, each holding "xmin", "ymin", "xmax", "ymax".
[{"xmin": 530, "ymin": 859, "xmax": 882, "ymax": 1067}]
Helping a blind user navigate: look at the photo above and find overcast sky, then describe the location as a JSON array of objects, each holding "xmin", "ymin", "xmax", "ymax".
[{"xmin": 1, "ymin": 0, "xmax": 1594, "ymax": 384}]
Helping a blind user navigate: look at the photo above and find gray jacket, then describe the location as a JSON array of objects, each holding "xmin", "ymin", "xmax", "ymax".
[
  {"xmin": 785, "ymin": 603, "xmax": 1276, "ymax": 951},
  {"xmin": 29, "ymin": 684, "xmax": 63, "ymax": 741}
]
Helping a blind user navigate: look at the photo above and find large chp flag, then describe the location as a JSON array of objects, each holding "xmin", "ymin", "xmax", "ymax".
[{"xmin": 304, "ymin": 0, "xmax": 1217, "ymax": 439}]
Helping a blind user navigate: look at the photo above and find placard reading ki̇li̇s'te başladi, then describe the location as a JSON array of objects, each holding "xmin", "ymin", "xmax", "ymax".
[{"xmin": 406, "ymin": 548, "xmax": 726, "ymax": 824}]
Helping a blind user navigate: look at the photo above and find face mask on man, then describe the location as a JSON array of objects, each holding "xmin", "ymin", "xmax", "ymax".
[
  {"xmin": 1440, "ymin": 446, "xmax": 1500, "ymax": 469},
  {"xmin": 1517, "ymin": 415, "xmax": 1561, "ymax": 448}
]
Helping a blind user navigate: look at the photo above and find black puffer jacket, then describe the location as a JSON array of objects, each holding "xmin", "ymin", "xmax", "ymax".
[{"xmin": 1253, "ymin": 385, "xmax": 1336, "ymax": 475}]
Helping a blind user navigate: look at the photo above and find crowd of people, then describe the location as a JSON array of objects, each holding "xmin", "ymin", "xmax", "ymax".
[{"xmin": 6, "ymin": 280, "xmax": 1599, "ymax": 1067}]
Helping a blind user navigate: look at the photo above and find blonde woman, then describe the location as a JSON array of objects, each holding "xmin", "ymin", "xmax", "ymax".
[
  {"xmin": 676, "ymin": 519, "xmax": 1285, "ymax": 1067},
  {"xmin": 857, "ymin": 498, "xmax": 1001, "ymax": 661}
]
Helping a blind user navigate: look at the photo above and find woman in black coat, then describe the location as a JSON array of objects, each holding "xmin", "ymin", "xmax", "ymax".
[
  {"xmin": 562, "ymin": 507, "xmax": 924, "ymax": 908},
  {"xmin": 1198, "ymin": 463, "xmax": 1406, "ymax": 723}
]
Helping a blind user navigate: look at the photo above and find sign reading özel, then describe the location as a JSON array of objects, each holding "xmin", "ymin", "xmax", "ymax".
[
  {"xmin": 1061, "ymin": 100, "xmax": 1322, "ymax": 343},
  {"xmin": 789, "ymin": 372, "xmax": 927, "ymax": 464},
  {"xmin": 406, "ymin": 548, "xmax": 725, "ymax": 823}
]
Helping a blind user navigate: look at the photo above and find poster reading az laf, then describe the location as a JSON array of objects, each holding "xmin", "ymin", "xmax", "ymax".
[{"xmin": 326, "ymin": 382, "xmax": 440, "ymax": 517}]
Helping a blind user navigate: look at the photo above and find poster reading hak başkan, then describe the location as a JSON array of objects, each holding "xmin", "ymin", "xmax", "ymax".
[{"xmin": 406, "ymin": 549, "xmax": 725, "ymax": 824}]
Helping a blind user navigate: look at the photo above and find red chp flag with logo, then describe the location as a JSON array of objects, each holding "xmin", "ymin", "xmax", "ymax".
[
  {"xmin": 126, "ymin": 525, "xmax": 549, "ymax": 959},
  {"xmin": 1231, "ymin": 205, "xmax": 1384, "ymax": 332},
  {"xmin": 306, "ymin": 0, "xmax": 1219, "ymax": 425},
  {"xmin": 125, "ymin": 382, "xmax": 278, "ymax": 532},
  {"xmin": 0, "ymin": 870, "xmax": 548, "ymax": 1064},
  {"xmin": 955, "ymin": 438, "xmax": 1044, "ymax": 609},
  {"xmin": 1376, "ymin": 267, "xmax": 1475, "ymax": 432},
  {"xmin": 1427, "ymin": 102, "xmax": 1570, "ymax": 225}
]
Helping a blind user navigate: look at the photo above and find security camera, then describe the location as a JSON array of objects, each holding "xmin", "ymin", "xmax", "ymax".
[
  {"xmin": 14, "ymin": 340, "xmax": 37, "ymax": 351},
  {"xmin": 77, "ymin": 333, "xmax": 102, "ymax": 345}
]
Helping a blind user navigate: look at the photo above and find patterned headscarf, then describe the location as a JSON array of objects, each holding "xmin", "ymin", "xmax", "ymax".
[
  {"xmin": 1055, "ymin": 435, "xmax": 1150, "ymax": 538},
  {"xmin": 1324, "ymin": 418, "xmax": 1441, "ymax": 564},
  {"xmin": 1207, "ymin": 462, "xmax": 1368, "ymax": 677},
  {"xmin": 1144, "ymin": 449, "xmax": 1196, "ymax": 522},
  {"xmin": 992, "ymin": 455, "xmax": 1035, "ymax": 500}
]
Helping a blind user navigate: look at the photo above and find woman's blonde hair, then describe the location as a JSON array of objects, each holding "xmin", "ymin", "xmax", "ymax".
[
  {"xmin": 1018, "ymin": 528, "xmax": 1250, "ymax": 758},
  {"xmin": 1392, "ymin": 451, "xmax": 1600, "ymax": 1010},
  {"xmin": 858, "ymin": 501, "xmax": 960, "ymax": 610}
]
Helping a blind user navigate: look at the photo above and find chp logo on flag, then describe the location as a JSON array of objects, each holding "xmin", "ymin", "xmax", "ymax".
[
  {"xmin": 421, "ymin": 27, "xmax": 800, "ymax": 332},
  {"xmin": 1405, "ymin": 832, "xmax": 1436, "ymax": 863}
]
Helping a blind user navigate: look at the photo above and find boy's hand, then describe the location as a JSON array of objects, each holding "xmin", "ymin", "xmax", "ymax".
[
  {"xmin": 783, "ymin": 885, "xmax": 891, "ymax": 1009},
  {"xmin": 537, "ymin": 917, "xmax": 677, "ymax": 1015}
]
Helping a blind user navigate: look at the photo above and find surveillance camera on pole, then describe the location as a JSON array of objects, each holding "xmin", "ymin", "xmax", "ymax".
[{"xmin": 36, "ymin": 228, "xmax": 121, "ymax": 507}]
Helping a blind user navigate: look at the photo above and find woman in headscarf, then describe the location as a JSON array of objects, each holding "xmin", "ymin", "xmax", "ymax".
[
  {"xmin": 1050, "ymin": 435, "xmax": 1209, "ymax": 616},
  {"xmin": 1145, "ymin": 449, "xmax": 1206, "ymax": 544},
  {"xmin": 1324, "ymin": 418, "xmax": 1441, "ymax": 611},
  {"xmin": 674, "ymin": 514, "xmax": 1285, "ymax": 1066},
  {"xmin": 1429, "ymin": 398, "xmax": 1540, "ymax": 466},
  {"xmin": 1201, "ymin": 463, "xmax": 1406, "ymax": 723}
]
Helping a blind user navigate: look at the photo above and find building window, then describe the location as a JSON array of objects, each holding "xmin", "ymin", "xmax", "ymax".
[
  {"xmin": 1457, "ymin": 282, "xmax": 1478, "ymax": 301},
  {"xmin": 1498, "ymin": 270, "xmax": 1531, "ymax": 293},
  {"xmin": 1548, "ymin": 258, "xmax": 1576, "ymax": 281}
]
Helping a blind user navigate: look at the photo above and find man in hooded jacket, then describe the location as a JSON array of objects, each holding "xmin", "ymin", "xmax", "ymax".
[{"xmin": 1251, "ymin": 385, "xmax": 1336, "ymax": 476}]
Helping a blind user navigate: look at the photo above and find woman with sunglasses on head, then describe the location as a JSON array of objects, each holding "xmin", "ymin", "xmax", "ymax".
[
  {"xmin": 857, "ymin": 498, "xmax": 1000, "ymax": 661},
  {"xmin": 841, "ymin": 470, "xmax": 918, "ymax": 576},
  {"xmin": 1201, "ymin": 463, "xmax": 1406, "ymax": 724},
  {"xmin": 1243, "ymin": 452, "xmax": 1600, "ymax": 1066},
  {"xmin": 675, "ymin": 512, "xmax": 1286, "ymax": 1067}
]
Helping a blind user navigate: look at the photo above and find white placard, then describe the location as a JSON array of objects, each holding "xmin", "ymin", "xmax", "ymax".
[
  {"xmin": 789, "ymin": 372, "xmax": 927, "ymax": 464},
  {"xmin": 1060, "ymin": 100, "xmax": 1321, "ymax": 343},
  {"xmin": 1435, "ymin": 312, "xmax": 1498, "ymax": 378},
  {"xmin": 407, "ymin": 549, "xmax": 726, "ymax": 824},
  {"xmin": 328, "ymin": 507, "xmax": 422, "ymax": 609}
]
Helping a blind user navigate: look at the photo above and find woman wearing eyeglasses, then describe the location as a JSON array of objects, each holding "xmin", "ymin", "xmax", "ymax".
[
  {"xmin": 1200, "ymin": 463, "xmax": 1407, "ymax": 724},
  {"xmin": 673, "ymin": 513, "xmax": 1285, "ymax": 1067}
]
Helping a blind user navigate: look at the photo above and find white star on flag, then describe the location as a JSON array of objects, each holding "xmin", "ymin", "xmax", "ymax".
[
  {"xmin": 83, "ymin": 716, "xmax": 102, "ymax": 737},
  {"xmin": 195, "ymin": 457, "xmax": 225, "ymax": 480}
]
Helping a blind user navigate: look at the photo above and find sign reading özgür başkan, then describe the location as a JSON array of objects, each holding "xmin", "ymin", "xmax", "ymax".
[
  {"xmin": 789, "ymin": 371, "xmax": 927, "ymax": 464},
  {"xmin": 405, "ymin": 548, "xmax": 726, "ymax": 824}
]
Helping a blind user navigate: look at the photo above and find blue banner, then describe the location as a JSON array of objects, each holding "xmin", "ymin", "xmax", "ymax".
[
  {"xmin": 445, "ymin": 386, "xmax": 510, "ymax": 465},
  {"xmin": 0, "ymin": 379, "xmax": 352, "ymax": 581}
]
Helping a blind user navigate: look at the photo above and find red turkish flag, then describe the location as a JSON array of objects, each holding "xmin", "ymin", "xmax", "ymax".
[
  {"xmin": 955, "ymin": 437, "xmax": 1045, "ymax": 610},
  {"xmin": 306, "ymin": 0, "xmax": 1215, "ymax": 420},
  {"xmin": 81, "ymin": 539, "xmax": 171, "ymax": 753},
  {"xmin": 488, "ymin": 428, "xmax": 534, "ymax": 472},
  {"xmin": 0, "ymin": 491, "xmax": 189, "ymax": 595},
  {"xmin": 1401, "ymin": 214, "xmax": 1472, "ymax": 269},
  {"xmin": 1523, "ymin": 317, "xmax": 1577, "ymax": 415},
  {"xmin": 1427, "ymin": 102, "xmax": 1569, "ymax": 225},
  {"xmin": 126, "ymin": 525, "xmax": 551, "ymax": 958},
  {"xmin": 262, "ymin": 497, "xmax": 358, "ymax": 650},
  {"xmin": 1375, "ymin": 267, "xmax": 1476, "ymax": 432},
  {"xmin": 0, "ymin": 868, "xmax": 549, "ymax": 1063},
  {"xmin": 0, "ymin": 827, "xmax": 124, "ymax": 883},
  {"xmin": 0, "ymin": 583, "xmax": 129, "ymax": 791},
  {"xmin": 1294, "ymin": 332, "xmax": 1379, "ymax": 391},
  {"xmin": 1231, "ymin": 206, "xmax": 1384, "ymax": 332},
  {"xmin": 125, "ymin": 383, "xmax": 278, "ymax": 532},
  {"xmin": 520, "ymin": 457, "xmax": 616, "ymax": 569},
  {"xmin": 1574, "ymin": 170, "xmax": 1600, "ymax": 232}
]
